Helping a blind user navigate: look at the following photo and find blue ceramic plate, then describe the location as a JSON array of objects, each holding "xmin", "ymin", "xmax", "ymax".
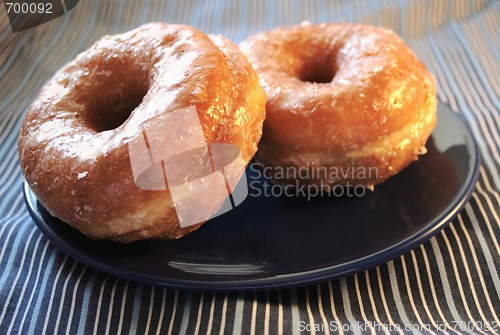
[{"xmin": 24, "ymin": 102, "xmax": 480, "ymax": 290}]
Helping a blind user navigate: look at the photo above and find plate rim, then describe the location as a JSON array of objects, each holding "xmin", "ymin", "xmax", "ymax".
[{"xmin": 23, "ymin": 103, "xmax": 481, "ymax": 290}]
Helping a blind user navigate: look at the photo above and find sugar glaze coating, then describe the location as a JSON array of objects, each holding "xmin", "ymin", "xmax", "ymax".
[
  {"xmin": 240, "ymin": 23, "xmax": 437, "ymax": 189},
  {"xmin": 18, "ymin": 23, "xmax": 266, "ymax": 242}
]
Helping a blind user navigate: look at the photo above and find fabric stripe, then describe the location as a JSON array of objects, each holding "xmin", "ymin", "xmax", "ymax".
[
  {"xmin": 15, "ymin": 239, "xmax": 52, "ymax": 335},
  {"xmin": 440, "ymin": 228, "xmax": 491, "ymax": 335},
  {"xmin": 339, "ymin": 278, "xmax": 362, "ymax": 335},
  {"xmin": 464, "ymin": 204, "xmax": 500, "ymax": 302},
  {"xmin": 387, "ymin": 261, "xmax": 423, "ymax": 335},
  {"xmin": 0, "ymin": 227, "xmax": 37, "ymax": 324},
  {"xmin": 353, "ymin": 273, "xmax": 378, "ymax": 334},
  {"xmin": 1, "ymin": 1, "xmax": 499, "ymax": 334},
  {"xmin": 373, "ymin": 266, "xmax": 404, "ymax": 335},
  {"xmin": 76, "ymin": 270, "xmax": 98, "ymax": 335},
  {"xmin": 418, "ymin": 245, "xmax": 459, "ymax": 335}
]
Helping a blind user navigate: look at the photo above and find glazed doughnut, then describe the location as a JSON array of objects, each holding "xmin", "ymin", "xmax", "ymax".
[
  {"xmin": 240, "ymin": 23, "xmax": 437, "ymax": 189},
  {"xmin": 18, "ymin": 23, "xmax": 266, "ymax": 242}
]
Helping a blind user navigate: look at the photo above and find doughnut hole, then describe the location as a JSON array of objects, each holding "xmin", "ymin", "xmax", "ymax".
[
  {"xmin": 298, "ymin": 61, "xmax": 336, "ymax": 83},
  {"xmin": 296, "ymin": 50, "xmax": 338, "ymax": 84},
  {"xmin": 77, "ymin": 55, "xmax": 151, "ymax": 132}
]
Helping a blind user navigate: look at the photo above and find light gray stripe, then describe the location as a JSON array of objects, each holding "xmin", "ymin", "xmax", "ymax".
[
  {"xmin": 76, "ymin": 270, "xmax": 98, "ymax": 335},
  {"xmin": 387, "ymin": 260, "xmax": 422, "ymax": 335},
  {"xmin": 339, "ymin": 278, "xmax": 362, "ymax": 335},
  {"xmin": 465, "ymin": 204, "xmax": 500, "ymax": 300},
  {"xmin": 16, "ymin": 240, "xmax": 51, "ymax": 335},
  {"xmin": 0, "ymin": 227, "xmax": 37, "ymax": 326},
  {"xmin": 0, "ymin": 33, "xmax": 35, "ymax": 79},
  {"xmin": 0, "ymin": 13, "xmax": 71, "ymax": 118},
  {"xmin": 3, "ymin": 231, "xmax": 42, "ymax": 333},
  {"xmin": 179, "ymin": 291, "xmax": 192, "ymax": 335},
  {"xmin": 0, "ymin": 194, "xmax": 22, "ymax": 228},
  {"xmin": 167, "ymin": 290, "xmax": 179, "ymax": 335},
  {"xmin": 475, "ymin": 184, "xmax": 500, "ymax": 234},
  {"xmin": 65, "ymin": 266, "xmax": 88, "ymax": 335},
  {"xmin": 407, "ymin": 251, "xmax": 443, "ymax": 334},
  {"xmin": 128, "ymin": 284, "xmax": 144, "ymax": 335},
  {"xmin": 138, "ymin": 0, "xmax": 152, "ymax": 24},
  {"xmin": 475, "ymin": 170, "xmax": 500, "ymax": 226},
  {"xmin": 408, "ymin": 34, "xmax": 451, "ymax": 104},
  {"xmin": 0, "ymin": 1, "xmax": 499, "ymax": 335},
  {"xmin": 197, "ymin": 0, "xmax": 213, "ymax": 31},
  {"xmin": 478, "ymin": 13, "xmax": 500, "ymax": 59},
  {"xmin": 0, "ymin": 214, "xmax": 31, "ymax": 285},
  {"xmin": 0, "ymin": 102, "xmax": 27, "ymax": 153},
  {"xmin": 426, "ymin": 32, "xmax": 500, "ymax": 188},
  {"xmin": 0, "ymin": 190, "xmax": 24, "ymax": 220},
  {"xmin": 109, "ymin": 0, "xmax": 126, "ymax": 34},
  {"xmin": 58, "ymin": 0, "xmax": 67, "ymax": 13},
  {"xmin": 26, "ymin": 248, "xmax": 59, "ymax": 335},
  {"xmin": 451, "ymin": 24, "xmax": 500, "ymax": 118},
  {"xmin": 232, "ymin": 292, "xmax": 245, "ymax": 335},
  {"xmin": 0, "ymin": 194, "xmax": 25, "ymax": 229},
  {"xmin": 0, "ymin": 144, "xmax": 21, "ymax": 187},
  {"xmin": 484, "ymin": 2, "xmax": 500, "ymax": 48},
  {"xmin": 417, "ymin": 245, "xmax": 460, "ymax": 335},
  {"xmin": 290, "ymin": 289, "xmax": 301, "ymax": 335},
  {"xmin": 92, "ymin": 275, "xmax": 111, "ymax": 335},
  {"xmin": 464, "ymin": 22, "xmax": 500, "ymax": 93},
  {"xmin": 443, "ymin": 25, "xmax": 500, "ymax": 146},
  {"xmin": 455, "ymin": 213, "xmax": 500, "ymax": 325},
  {"xmin": 375, "ymin": 267, "xmax": 405, "ymax": 335},
  {"xmin": 430, "ymin": 238, "xmax": 479, "ymax": 335},
  {"xmin": 104, "ymin": 278, "xmax": 121, "ymax": 335},
  {"xmin": 0, "ymin": 0, "xmax": 98, "ymax": 124},
  {"xmin": 0, "ymin": 4, "xmax": 91, "ymax": 146},
  {"xmin": 441, "ymin": 226, "xmax": 492, "ymax": 335},
  {"xmin": 47, "ymin": 256, "xmax": 76, "ymax": 335},
  {"xmin": 0, "ymin": 145, "xmax": 20, "ymax": 185}
]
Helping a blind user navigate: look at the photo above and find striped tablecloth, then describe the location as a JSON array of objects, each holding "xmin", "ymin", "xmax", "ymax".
[{"xmin": 1, "ymin": 0, "xmax": 499, "ymax": 334}]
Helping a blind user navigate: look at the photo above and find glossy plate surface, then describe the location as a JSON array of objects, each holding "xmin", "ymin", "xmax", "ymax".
[{"xmin": 24, "ymin": 102, "xmax": 480, "ymax": 290}]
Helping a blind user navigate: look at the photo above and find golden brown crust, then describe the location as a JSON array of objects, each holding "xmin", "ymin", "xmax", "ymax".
[
  {"xmin": 240, "ymin": 23, "xmax": 437, "ymax": 189},
  {"xmin": 18, "ymin": 23, "xmax": 266, "ymax": 242}
]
